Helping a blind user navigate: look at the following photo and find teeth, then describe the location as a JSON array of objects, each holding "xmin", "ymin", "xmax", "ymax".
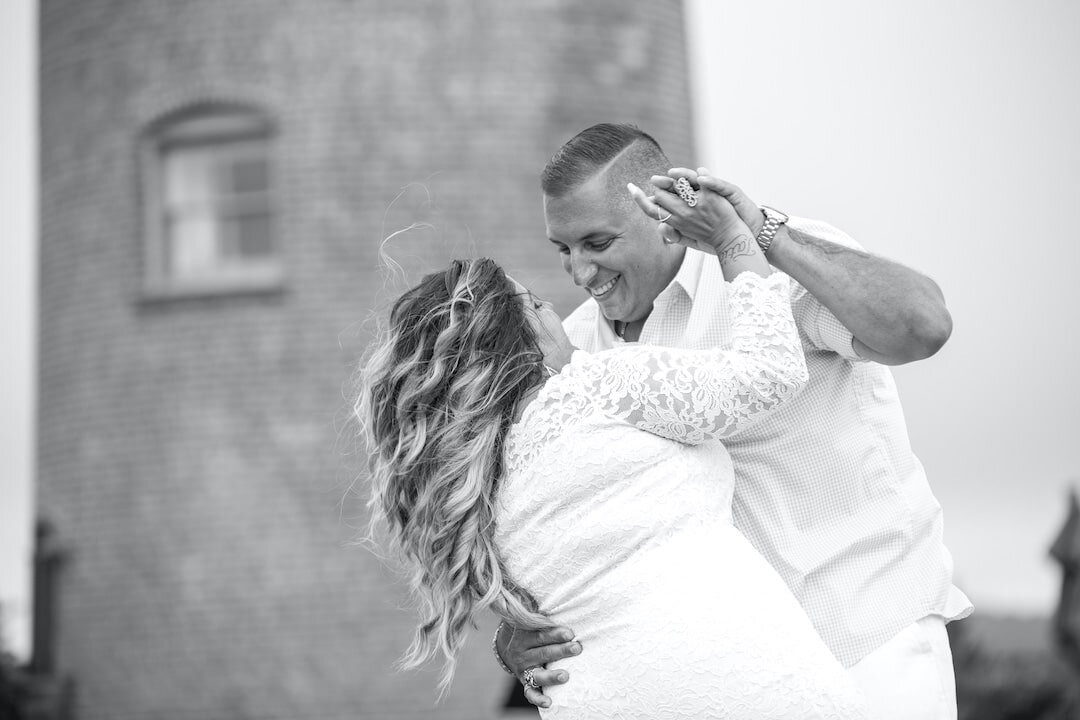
[{"xmin": 591, "ymin": 276, "xmax": 619, "ymax": 298}]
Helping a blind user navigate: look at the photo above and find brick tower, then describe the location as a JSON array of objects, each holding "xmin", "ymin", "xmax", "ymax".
[{"xmin": 37, "ymin": 1, "xmax": 694, "ymax": 717}]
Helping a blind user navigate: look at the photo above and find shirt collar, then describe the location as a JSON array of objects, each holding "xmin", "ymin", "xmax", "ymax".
[
  {"xmin": 594, "ymin": 249, "xmax": 704, "ymax": 344},
  {"xmin": 669, "ymin": 247, "xmax": 704, "ymax": 301}
]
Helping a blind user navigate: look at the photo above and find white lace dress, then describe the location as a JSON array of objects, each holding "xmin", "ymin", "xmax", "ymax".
[{"xmin": 495, "ymin": 273, "xmax": 867, "ymax": 719}]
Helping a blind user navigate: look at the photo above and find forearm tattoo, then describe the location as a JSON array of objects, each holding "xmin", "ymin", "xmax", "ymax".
[
  {"xmin": 717, "ymin": 235, "xmax": 756, "ymax": 266},
  {"xmin": 787, "ymin": 225, "xmax": 870, "ymax": 261}
]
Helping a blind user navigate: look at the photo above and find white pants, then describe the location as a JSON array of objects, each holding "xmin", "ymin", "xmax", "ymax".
[{"xmin": 847, "ymin": 615, "xmax": 957, "ymax": 720}]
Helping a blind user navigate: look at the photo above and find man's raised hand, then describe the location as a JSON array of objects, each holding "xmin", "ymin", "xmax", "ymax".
[{"xmin": 495, "ymin": 622, "xmax": 581, "ymax": 709}]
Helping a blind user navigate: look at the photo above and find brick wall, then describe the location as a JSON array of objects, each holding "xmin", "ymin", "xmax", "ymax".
[{"xmin": 38, "ymin": 1, "xmax": 694, "ymax": 717}]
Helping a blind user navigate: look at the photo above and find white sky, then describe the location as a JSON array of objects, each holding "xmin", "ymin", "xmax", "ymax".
[
  {"xmin": 1, "ymin": 0, "xmax": 1078, "ymax": 661},
  {"xmin": 0, "ymin": 0, "xmax": 36, "ymax": 659}
]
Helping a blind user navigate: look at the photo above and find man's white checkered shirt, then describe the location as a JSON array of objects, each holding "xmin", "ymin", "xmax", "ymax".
[{"xmin": 562, "ymin": 216, "xmax": 972, "ymax": 667}]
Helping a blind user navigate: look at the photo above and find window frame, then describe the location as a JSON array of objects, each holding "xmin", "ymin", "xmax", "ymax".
[{"xmin": 140, "ymin": 104, "xmax": 283, "ymax": 299}]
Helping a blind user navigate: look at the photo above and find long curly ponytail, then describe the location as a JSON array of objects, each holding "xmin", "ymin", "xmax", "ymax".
[{"xmin": 354, "ymin": 258, "xmax": 551, "ymax": 693}]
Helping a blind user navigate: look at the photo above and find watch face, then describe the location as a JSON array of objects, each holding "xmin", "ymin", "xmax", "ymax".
[{"xmin": 762, "ymin": 205, "xmax": 788, "ymax": 223}]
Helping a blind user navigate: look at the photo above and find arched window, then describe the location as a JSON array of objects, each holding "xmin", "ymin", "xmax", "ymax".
[{"xmin": 141, "ymin": 104, "xmax": 281, "ymax": 296}]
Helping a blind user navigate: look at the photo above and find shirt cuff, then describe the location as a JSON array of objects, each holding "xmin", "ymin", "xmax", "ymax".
[{"xmin": 806, "ymin": 301, "xmax": 866, "ymax": 362}]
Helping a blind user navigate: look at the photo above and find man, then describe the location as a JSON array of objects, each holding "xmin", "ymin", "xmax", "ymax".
[{"xmin": 494, "ymin": 123, "xmax": 971, "ymax": 719}]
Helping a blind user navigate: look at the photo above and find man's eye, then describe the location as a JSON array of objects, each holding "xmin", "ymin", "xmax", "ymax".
[
  {"xmin": 587, "ymin": 238, "xmax": 614, "ymax": 252},
  {"xmin": 556, "ymin": 246, "xmax": 570, "ymax": 255}
]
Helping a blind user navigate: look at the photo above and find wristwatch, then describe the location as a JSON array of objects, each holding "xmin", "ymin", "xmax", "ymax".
[{"xmin": 755, "ymin": 205, "xmax": 788, "ymax": 255}]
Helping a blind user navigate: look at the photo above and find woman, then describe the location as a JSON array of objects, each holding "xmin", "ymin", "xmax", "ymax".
[{"xmin": 355, "ymin": 184, "xmax": 866, "ymax": 718}]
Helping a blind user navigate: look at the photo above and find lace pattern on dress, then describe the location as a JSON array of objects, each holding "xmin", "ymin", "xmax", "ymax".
[
  {"xmin": 507, "ymin": 272, "xmax": 806, "ymax": 470},
  {"xmin": 498, "ymin": 272, "xmax": 864, "ymax": 718}
]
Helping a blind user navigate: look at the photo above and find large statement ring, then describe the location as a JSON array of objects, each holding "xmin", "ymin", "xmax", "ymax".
[
  {"xmin": 674, "ymin": 177, "xmax": 698, "ymax": 207},
  {"xmin": 657, "ymin": 208, "xmax": 673, "ymax": 223},
  {"xmin": 521, "ymin": 666, "xmax": 542, "ymax": 690}
]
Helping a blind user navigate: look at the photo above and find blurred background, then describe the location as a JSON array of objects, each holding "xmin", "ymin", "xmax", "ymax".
[{"xmin": 1, "ymin": 0, "xmax": 1078, "ymax": 718}]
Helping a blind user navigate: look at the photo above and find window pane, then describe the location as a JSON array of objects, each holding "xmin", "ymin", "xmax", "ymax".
[
  {"xmin": 229, "ymin": 155, "xmax": 269, "ymax": 194},
  {"xmin": 220, "ymin": 213, "xmax": 273, "ymax": 259},
  {"xmin": 166, "ymin": 214, "xmax": 218, "ymax": 275},
  {"xmin": 163, "ymin": 146, "xmax": 216, "ymax": 210},
  {"xmin": 237, "ymin": 213, "xmax": 272, "ymax": 257}
]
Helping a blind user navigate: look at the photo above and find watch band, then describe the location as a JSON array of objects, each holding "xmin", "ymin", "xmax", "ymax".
[{"xmin": 755, "ymin": 205, "xmax": 788, "ymax": 255}]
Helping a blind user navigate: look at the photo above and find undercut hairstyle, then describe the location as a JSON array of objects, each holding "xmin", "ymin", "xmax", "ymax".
[
  {"xmin": 354, "ymin": 258, "xmax": 550, "ymax": 693},
  {"xmin": 541, "ymin": 122, "xmax": 672, "ymax": 212}
]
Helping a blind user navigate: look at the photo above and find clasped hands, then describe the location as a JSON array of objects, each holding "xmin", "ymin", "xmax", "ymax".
[{"xmin": 628, "ymin": 168, "xmax": 765, "ymax": 255}]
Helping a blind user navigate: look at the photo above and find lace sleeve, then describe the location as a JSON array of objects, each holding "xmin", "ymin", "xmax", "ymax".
[{"xmin": 568, "ymin": 272, "xmax": 808, "ymax": 444}]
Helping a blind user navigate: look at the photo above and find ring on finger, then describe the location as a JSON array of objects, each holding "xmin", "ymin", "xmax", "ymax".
[
  {"xmin": 521, "ymin": 666, "xmax": 543, "ymax": 690},
  {"xmin": 657, "ymin": 208, "xmax": 673, "ymax": 223},
  {"xmin": 674, "ymin": 177, "xmax": 698, "ymax": 207}
]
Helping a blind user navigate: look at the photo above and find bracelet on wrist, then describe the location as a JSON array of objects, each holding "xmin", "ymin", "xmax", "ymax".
[{"xmin": 492, "ymin": 622, "xmax": 516, "ymax": 676}]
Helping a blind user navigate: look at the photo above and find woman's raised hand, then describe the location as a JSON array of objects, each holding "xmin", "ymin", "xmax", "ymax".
[
  {"xmin": 628, "ymin": 168, "xmax": 772, "ymax": 280},
  {"xmin": 627, "ymin": 172, "xmax": 749, "ymax": 256}
]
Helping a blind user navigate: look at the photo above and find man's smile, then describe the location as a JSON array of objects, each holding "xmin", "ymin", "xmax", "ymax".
[{"xmin": 590, "ymin": 275, "xmax": 620, "ymax": 298}]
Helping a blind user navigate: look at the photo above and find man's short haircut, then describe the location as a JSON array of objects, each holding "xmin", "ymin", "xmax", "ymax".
[{"xmin": 541, "ymin": 123, "xmax": 671, "ymax": 203}]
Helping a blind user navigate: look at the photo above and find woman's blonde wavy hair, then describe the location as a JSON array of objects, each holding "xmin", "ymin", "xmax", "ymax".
[{"xmin": 354, "ymin": 258, "xmax": 551, "ymax": 693}]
